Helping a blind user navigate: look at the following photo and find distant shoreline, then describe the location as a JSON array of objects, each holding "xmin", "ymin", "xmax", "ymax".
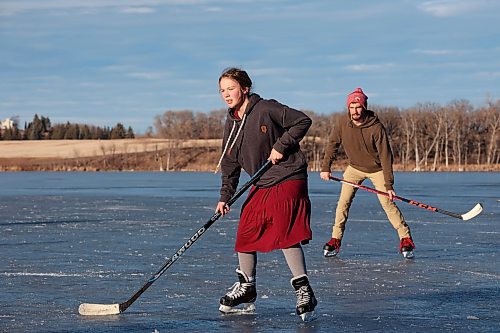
[{"xmin": 1, "ymin": 139, "xmax": 498, "ymax": 172}]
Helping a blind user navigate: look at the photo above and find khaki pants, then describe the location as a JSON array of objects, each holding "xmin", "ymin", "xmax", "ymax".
[{"xmin": 331, "ymin": 165, "xmax": 411, "ymax": 240}]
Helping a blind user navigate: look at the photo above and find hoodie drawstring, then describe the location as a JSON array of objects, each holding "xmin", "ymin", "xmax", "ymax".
[{"xmin": 214, "ymin": 113, "xmax": 247, "ymax": 173}]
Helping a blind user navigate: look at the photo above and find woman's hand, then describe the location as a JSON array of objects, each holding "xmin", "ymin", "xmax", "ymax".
[
  {"xmin": 268, "ymin": 148, "xmax": 283, "ymax": 164},
  {"xmin": 215, "ymin": 201, "xmax": 230, "ymax": 217}
]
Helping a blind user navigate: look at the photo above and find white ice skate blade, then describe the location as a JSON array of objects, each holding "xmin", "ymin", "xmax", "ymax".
[
  {"xmin": 402, "ymin": 250, "xmax": 414, "ymax": 259},
  {"xmin": 299, "ymin": 310, "xmax": 317, "ymax": 323},
  {"xmin": 323, "ymin": 250, "xmax": 338, "ymax": 257},
  {"xmin": 219, "ymin": 303, "xmax": 255, "ymax": 315}
]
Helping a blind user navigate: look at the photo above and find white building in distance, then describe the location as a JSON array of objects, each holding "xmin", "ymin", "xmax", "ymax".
[{"xmin": 0, "ymin": 118, "xmax": 14, "ymax": 130}]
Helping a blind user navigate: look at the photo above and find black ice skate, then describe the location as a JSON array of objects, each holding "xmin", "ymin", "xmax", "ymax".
[
  {"xmin": 323, "ymin": 237, "xmax": 341, "ymax": 257},
  {"xmin": 219, "ymin": 268, "xmax": 256, "ymax": 314},
  {"xmin": 291, "ymin": 274, "xmax": 318, "ymax": 322},
  {"xmin": 400, "ymin": 237, "xmax": 416, "ymax": 259}
]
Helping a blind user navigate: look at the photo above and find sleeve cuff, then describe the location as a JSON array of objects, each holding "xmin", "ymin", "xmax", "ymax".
[
  {"xmin": 272, "ymin": 140, "xmax": 286, "ymax": 154},
  {"xmin": 219, "ymin": 195, "xmax": 231, "ymax": 203}
]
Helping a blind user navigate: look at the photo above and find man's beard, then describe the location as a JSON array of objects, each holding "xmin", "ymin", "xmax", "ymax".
[{"xmin": 351, "ymin": 113, "xmax": 363, "ymax": 121}]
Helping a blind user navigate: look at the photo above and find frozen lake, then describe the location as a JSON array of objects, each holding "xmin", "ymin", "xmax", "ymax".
[{"xmin": 0, "ymin": 171, "xmax": 498, "ymax": 332}]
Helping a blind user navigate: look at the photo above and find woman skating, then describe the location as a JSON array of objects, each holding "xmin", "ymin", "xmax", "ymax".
[{"xmin": 214, "ymin": 67, "xmax": 317, "ymax": 322}]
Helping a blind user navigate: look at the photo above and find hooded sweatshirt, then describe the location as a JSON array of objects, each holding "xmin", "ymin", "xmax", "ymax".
[
  {"xmin": 219, "ymin": 93, "xmax": 312, "ymax": 203},
  {"xmin": 320, "ymin": 109, "xmax": 395, "ymax": 191}
]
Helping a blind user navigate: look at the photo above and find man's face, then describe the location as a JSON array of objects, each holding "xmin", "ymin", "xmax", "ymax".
[{"xmin": 349, "ymin": 102, "xmax": 365, "ymax": 122}]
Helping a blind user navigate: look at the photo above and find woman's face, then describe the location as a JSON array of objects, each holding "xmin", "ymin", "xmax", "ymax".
[{"xmin": 219, "ymin": 77, "xmax": 249, "ymax": 109}]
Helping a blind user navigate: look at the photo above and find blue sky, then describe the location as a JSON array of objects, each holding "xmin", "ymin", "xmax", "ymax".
[{"xmin": 1, "ymin": 0, "xmax": 499, "ymax": 134}]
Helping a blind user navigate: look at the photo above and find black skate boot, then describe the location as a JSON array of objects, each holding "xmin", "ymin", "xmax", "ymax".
[
  {"xmin": 219, "ymin": 268, "xmax": 256, "ymax": 314},
  {"xmin": 291, "ymin": 274, "xmax": 318, "ymax": 322},
  {"xmin": 400, "ymin": 237, "xmax": 416, "ymax": 259},
  {"xmin": 323, "ymin": 237, "xmax": 341, "ymax": 257}
]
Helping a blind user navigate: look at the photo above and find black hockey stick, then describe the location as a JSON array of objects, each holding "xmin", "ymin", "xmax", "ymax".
[
  {"xmin": 329, "ymin": 176, "xmax": 483, "ymax": 221},
  {"xmin": 79, "ymin": 160, "xmax": 273, "ymax": 316}
]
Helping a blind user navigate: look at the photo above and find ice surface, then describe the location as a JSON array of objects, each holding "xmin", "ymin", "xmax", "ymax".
[{"xmin": 0, "ymin": 171, "xmax": 498, "ymax": 332}]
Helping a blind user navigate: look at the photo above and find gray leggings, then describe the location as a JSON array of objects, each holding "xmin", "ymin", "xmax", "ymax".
[{"xmin": 238, "ymin": 244, "xmax": 307, "ymax": 278}]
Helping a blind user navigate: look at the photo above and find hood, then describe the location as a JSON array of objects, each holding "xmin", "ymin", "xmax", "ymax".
[
  {"xmin": 227, "ymin": 93, "xmax": 263, "ymax": 121},
  {"xmin": 349, "ymin": 109, "xmax": 379, "ymax": 128},
  {"xmin": 215, "ymin": 93, "xmax": 263, "ymax": 173}
]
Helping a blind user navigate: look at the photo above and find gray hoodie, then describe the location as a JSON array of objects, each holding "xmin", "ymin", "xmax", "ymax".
[{"xmin": 219, "ymin": 93, "xmax": 312, "ymax": 203}]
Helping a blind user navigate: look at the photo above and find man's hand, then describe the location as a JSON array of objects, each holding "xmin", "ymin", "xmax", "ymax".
[
  {"xmin": 320, "ymin": 171, "xmax": 331, "ymax": 181},
  {"xmin": 387, "ymin": 190, "xmax": 396, "ymax": 201}
]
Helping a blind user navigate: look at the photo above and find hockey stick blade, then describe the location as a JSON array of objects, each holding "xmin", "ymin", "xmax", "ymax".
[
  {"xmin": 461, "ymin": 203, "xmax": 483, "ymax": 221},
  {"xmin": 77, "ymin": 161, "xmax": 273, "ymax": 316},
  {"xmin": 78, "ymin": 303, "xmax": 120, "ymax": 316}
]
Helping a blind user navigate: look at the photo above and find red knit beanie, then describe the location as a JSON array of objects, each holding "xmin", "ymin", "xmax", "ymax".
[{"xmin": 346, "ymin": 88, "xmax": 368, "ymax": 109}]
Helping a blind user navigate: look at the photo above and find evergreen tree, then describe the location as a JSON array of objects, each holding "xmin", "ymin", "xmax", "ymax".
[
  {"xmin": 110, "ymin": 123, "xmax": 126, "ymax": 139},
  {"xmin": 64, "ymin": 123, "xmax": 79, "ymax": 139},
  {"xmin": 40, "ymin": 116, "xmax": 51, "ymax": 139},
  {"xmin": 126, "ymin": 126, "xmax": 135, "ymax": 138},
  {"xmin": 81, "ymin": 125, "xmax": 91, "ymax": 139},
  {"xmin": 51, "ymin": 124, "xmax": 66, "ymax": 139},
  {"xmin": 26, "ymin": 114, "xmax": 44, "ymax": 140},
  {"xmin": 3, "ymin": 126, "xmax": 21, "ymax": 140},
  {"xmin": 92, "ymin": 126, "xmax": 102, "ymax": 139}
]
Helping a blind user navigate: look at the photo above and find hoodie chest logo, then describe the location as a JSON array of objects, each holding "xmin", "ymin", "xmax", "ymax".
[{"xmin": 260, "ymin": 125, "xmax": 267, "ymax": 134}]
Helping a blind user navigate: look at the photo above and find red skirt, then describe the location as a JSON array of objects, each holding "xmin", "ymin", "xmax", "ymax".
[{"xmin": 235, "ymin": 179, "xmax": 312, "ymax": 253}]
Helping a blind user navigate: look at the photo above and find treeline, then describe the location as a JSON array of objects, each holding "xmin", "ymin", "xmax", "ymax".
[
  {"xmin": 153, "ymin": 109, "xmax": 226, "ymax": 139},
  {"xmin": 0, "ymin": 114, "xmax": 135, "ymax": 140},
  {"xmin": 154, "ymin": 99, "xmax": 499, "ymax": 171}
]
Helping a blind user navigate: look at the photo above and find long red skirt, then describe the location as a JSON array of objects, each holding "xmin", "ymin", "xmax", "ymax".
[{"xmin": 235, "ymin": 179, "xmax": 312, "ymax": 253}]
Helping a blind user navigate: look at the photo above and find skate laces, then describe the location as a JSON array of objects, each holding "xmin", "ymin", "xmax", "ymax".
[
  {"xmin": 295, "ymin": 286, "xmax": 312, "ymax": 307},
  {"xmin": 225, "ymin": 282, "xmax": 252, "ymax": 300}
]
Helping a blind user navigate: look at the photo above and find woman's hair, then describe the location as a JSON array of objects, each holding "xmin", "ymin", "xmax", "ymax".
[{"xmin": 219, "ymin": 67, "xmax": 253, "ymax": 91}]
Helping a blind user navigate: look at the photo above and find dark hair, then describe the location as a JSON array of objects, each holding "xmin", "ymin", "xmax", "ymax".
[{"xmin": 219, "ymin": 67, "xmax": 253, "ymax": 91}]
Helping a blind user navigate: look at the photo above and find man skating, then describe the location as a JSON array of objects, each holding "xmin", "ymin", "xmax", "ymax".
[{"xmin": 320, "ymin": 88, "xmax": 415, "ymax": 259}]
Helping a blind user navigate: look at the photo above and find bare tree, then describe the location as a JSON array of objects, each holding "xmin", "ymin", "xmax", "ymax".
[
  {"xmin": 416, "ymin": 103, "xmax": 442, "ymax": 169},
  {"xmin": 483, "ymin": 100, "xmax": 500, "ymax": 165},
  {"xmin": 149, "ymin": 100, "xmax": 499, "ymax": 171},
  {"xmin": 447, "ymin": 100, "xmax": 474, "ymax": 170},
  {"xmin": 400, "ymin": 108, "xmax": 420, "ymax": 171}
]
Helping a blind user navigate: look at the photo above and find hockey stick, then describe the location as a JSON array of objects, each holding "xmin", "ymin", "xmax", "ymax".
[
  {"xmin": 329, "ymin": 176, "xmax": 483, "ymax": 221},
  {"xmin": 78, "ymin": 160, "xmax": 273, "ymax": 316}
]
